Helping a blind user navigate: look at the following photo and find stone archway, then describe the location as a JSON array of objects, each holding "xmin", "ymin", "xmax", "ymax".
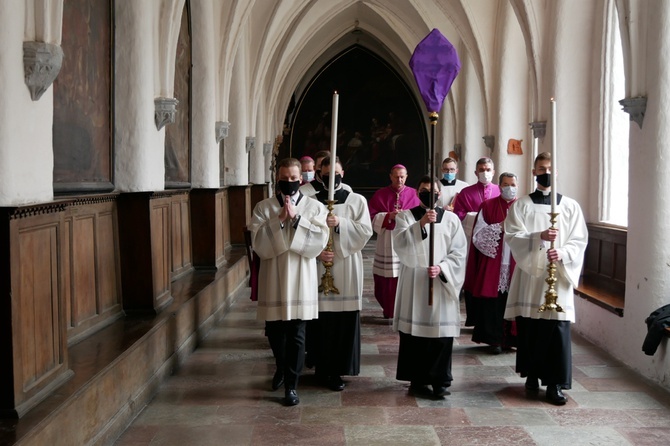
[{"xmin": 284, "ymin": 45, "xmax": 428, "ymax": 197}]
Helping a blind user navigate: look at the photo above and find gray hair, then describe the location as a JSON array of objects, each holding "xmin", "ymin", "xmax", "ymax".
[{"xmin": 498, "ymin": 172, "xmax": 517, "ymax": 184}]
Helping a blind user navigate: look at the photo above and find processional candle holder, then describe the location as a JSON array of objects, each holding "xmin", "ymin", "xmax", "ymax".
[
  {"xmin": 538, "ymin": 211, "xmax": 565, "ymax": 313},
  {"xmin": 320, "ymin": 199, "xmax": 339, "ymax": 295}
]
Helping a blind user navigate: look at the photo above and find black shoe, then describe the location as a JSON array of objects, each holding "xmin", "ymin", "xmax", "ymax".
[
  {"xmin": 271, "ymin": 370, "xmax": 284, "ymax": 391},
  {"xmin": 489, "ymin": 345, "xmax": 502, "ymax": 355},
  {"xmin": 328, "ymin": 375, "xmax": 345, "ymax": 391},
  {"xmin": 525, "ymin": 376, "xmax": 539, "ymax": 392},
  {"xmin": 408, "ymin": 383, "xmax": 432, "ymax": 396},
  {"xmin": 546, "ymin": 384, "xmax": 567, "ymax": 405},
  {"xmin": 432, "ymin": 385, "xmax": 451, "ymax": 398},
  {"xmin": 283, "ymin": 389, "xmax": 300, "ymax": 406}
]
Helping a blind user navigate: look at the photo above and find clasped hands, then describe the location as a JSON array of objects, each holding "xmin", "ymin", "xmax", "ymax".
[
  {"xmin": 540, "ymin": 227, "xmax": 561, "ymax": 262},
  {"xmin": 278, "ymin": 196, "xmax": 296, "ymax": 222}
]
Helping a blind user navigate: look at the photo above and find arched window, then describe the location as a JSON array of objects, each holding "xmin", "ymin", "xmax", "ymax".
[{"xmin": 601, "ymin": 0, "xmax": 628, "ymax": 226}]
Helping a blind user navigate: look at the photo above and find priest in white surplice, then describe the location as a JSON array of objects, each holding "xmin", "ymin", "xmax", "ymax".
[
  {"xmin": 312, "ymin": 156, "xmax": 373, "ymax": 391},
  {"xmin": 504, "ymin": 152, "xmax": 588, "ymax": 406},
  {"xmin": 250, "ymin": 157, "xmax": 329, "ymax": 406},
  {"xmin": 392, "ymin": 175, "xmax": 467, "ymax": 398}
]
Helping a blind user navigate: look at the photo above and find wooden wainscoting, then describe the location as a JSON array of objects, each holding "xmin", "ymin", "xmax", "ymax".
[
  {"xmin": 0, "ymin": 204, "xmax": 74, "ymax": 418},
  {"xmin": 63, "ymin": 195, "xmax": 123, "ymax": 345},
  {"xmin": 169, "ymin": 191, "xmax": 192, "ymax": 280},
  {"xmin": 118, "ymin": 190, "xmax": 194, "ymax": 313},
  {"xmin": 250, "ymin": 183, "xmax": 269, "ymax": 211},
  {"xmin": 576, "ymin": 223, "xmax": 627, "ymax": 316},
  {"xmin": 191, "ymin": 188, "xmax": 230, "ymax": 270},
  {"xmin": 227, "ymin": 186, "xmax": 251, "ymax": 245}
]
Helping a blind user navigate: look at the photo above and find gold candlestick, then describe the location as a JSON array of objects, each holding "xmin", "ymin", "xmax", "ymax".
[
  {"xmin": 538, "ymin": 212, "xmax": 564, "ymax": 313},
  {"xmin": 320, "ymin": 199, "xmax": 340, "ymax": 295}
]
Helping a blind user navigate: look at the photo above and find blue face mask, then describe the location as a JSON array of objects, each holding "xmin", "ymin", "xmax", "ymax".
[{"xmin": 443, "ymin": 172, "xmax": 456, "ymax": 182}]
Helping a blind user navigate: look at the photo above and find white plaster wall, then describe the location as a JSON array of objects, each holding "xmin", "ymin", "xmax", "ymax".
[
  {"xmin": 0, "ymin": 1, "xmax": 54, "ymax": 205},
  {"xmin": 575, "ymin": 0, "xmax": 670, "ymax": 391},
  {"xmin": 224, "ymin": 40, "xmax": 249, "ymax": 186},
  {"xmin": 493, "ymin": 2, "xmax": 530, "ymax": 191},
  {"xmin": 438, "ymin": 98, "xmax": 457, "ymax": 171},
  {"xmin": 249, "ymin": 98, "xmax": 266, "ymax": 184},
  {"xmin": 190, "ymin": 0, "xmax": 220, "ymax": 188},
  {"xmin": 540, "ymin": 0, "xmax": 596, "ymax": 210},
  {"xmin": 114, "ymin": 1, "xmax": 165, "ymax": 192},
  {"xmin": 460, "ymin": 53, "xmax": 487, "ymax": 181}
]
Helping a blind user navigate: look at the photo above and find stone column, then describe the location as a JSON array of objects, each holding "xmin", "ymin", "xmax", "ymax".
[
  {"xmin": 494, "ymin": 1, "xmax": 529, "ymax": 190},
  {"xmin": 0, "ymin": 1, "xmax": 54, "ymax": 205},
  {"xmin": 190, "ymin": 0, "xmax": 219, "ymax": 188},
  {"xmin": 459, "ymin": 53, "xmax": 485, "ymax": 177},
  {"xmin": 224, "ymin": 41, "xmax": 249, "ymax": 186},
  {"xmin": 248, "ymin": 97, "xmax": 267, "ymax": 184},
  {"xmin": 114, "ymin": 1, "xmax": 165, "ymax": 191}
]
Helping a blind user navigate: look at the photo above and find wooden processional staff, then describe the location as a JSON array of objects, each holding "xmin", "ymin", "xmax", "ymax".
[{"xmin": 409, "ymin": 29, "xmax": 461, "ymax": 305}]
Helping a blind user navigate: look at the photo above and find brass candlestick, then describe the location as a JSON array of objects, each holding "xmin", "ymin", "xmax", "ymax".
[
  {"xmin": 320, "ymin": 199, "xmax": 340, "ymax": 295},
  {"xmin": 538, "ymin": 212, "xmax": 564, "ymax": 313}
]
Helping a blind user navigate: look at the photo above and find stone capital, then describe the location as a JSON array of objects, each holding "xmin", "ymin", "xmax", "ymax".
[
  {"xmin": 215, "ymin": 121, "xmax": 230, "ymax": 143},
  {"xmin": 529, "ymin": 121, "xmax": 547, "ymax": 139},
  {"xmin": 154, "ymin": 97, "xmax": 179, "ymax": 131},
  {"xmin": 483, "ymin": 135, "xmax": 495, "ymax": 151},
  {"xmin": 619, "ymin": 96, "xmax": 647, "ymax": 129},
  {"xmin": 23, "ymin": 41, "xmax": 64, "ymax": 101},
  {"xmin": 246, "ymin": 136, "xmax": 256, "ymax": 153}
]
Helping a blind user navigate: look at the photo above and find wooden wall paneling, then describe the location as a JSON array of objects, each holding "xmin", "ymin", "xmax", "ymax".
[
  {"xmin": 118, "ymin": 193, "xmax": 173, "ymax": 313},
  {"xmin": 169, "ymin": 192, "xmax": 192, "ymax": 280},
  {"xmin": 190, "ymin": 189, "xmax": 227, "ymax": 270},
  {"xmin": 582, "ymin": 223, "xmax": 627, "ymax": 298},
  {"xmin": 65, "ymin": 197, "xmax": 123, "ymax": 345},
  {"xmin": 73, "ymin": 214, "xmax": 98, "ymax": 323},
  {"xmin": 218, "ymin": 189, "xmax": 230, "ymax": 257},
  {"xmin": 97, "ymin": 204, "xmax": 121, "ymax": 313},
  {"xmin": 227, "ymin": 186, "xmax": 250, "ymax": 245},
  {"xmin": 62, "ymin": 216, "xmax": 73, "ymax": 330},
  {"xmin": 0, "ymin": 205, "xmax": 73, "ymax": 418},
  {"xmin": 250, "ymin": 184, "xmax": 268, "ymax": 211},
  {"xmin": 150, "ymin": 197, "xmax": 172, "ymax": 311}
]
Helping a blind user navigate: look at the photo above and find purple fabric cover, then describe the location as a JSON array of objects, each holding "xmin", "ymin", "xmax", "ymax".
[{"xmin": 409, "ymin": 28, "xmax": 461, "ymax": 112}]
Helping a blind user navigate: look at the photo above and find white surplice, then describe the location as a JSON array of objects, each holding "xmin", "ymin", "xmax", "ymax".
[
  {"xmin": 250, "ymin": 193, "xmax": 329, "ymax": 321},
  {"xmin": 437, "ymin": 179, "xmax": 469, "ymax": 209},
  {"xmin": 392, "ymin": 209, "xmax": 468, "ymax": 338},
  {"xmin": 317, "ymin": 192, "xmax": 373, "ymax": 312},
  {"xmin": 503, "ymin": 195, "xmax": 588, "ymax": 322}
]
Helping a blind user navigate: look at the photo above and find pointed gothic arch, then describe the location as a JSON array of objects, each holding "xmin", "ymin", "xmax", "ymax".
[{"xmin": 284, "ymin": 45, "xmax": 429, "ymax": 195}]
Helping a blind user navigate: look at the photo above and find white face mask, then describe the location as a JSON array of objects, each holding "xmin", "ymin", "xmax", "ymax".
[
  {"xmin": 478, "ymin": 171, "xmax": 494, "ymax": 184},
  {"xmin": 301, "ymin": 171, "xmax": 315, "ymax": 183},
  {"xmin": 501, "ymin": 185, "xmax": 518, "ymax": 201}
]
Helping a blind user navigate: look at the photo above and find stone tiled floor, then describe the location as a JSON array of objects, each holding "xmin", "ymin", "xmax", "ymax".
[{"xmin": 114, "ymin": 244, "xmax": 670, "ymax": 445}]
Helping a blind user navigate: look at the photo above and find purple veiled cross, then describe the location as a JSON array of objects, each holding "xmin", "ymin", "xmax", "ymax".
[
  {"xmin": 410, "ymin": 28, "xmax": 461, "ymax": 305},
  {"xmin": 410, "ymin": 28, "xmax": 461, "ymax": 113}
]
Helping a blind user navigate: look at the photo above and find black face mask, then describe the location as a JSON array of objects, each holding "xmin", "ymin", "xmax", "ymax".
[
  {"xmin": 321, "ymin": 173, "xmax": 342, "ymax": 190},
  {"xmin": 536, "ymin": 173, "xmax": 551, "ymax": 188},
  {"xmin": 418, "ymin": 191, "xmax": 439, "ymax": 208},
  {"xmin": 277, "ymin": 180, "xmax": 300, "ymax": 197}
]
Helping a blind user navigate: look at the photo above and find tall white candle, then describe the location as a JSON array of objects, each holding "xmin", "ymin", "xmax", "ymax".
[
  {"xmin": 329, "ymin": 91, "xmax": 339, "ymax": 201},
  {"xmin": 550, "ymin": 98, "xmax": 557, "ymax": 214}
]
